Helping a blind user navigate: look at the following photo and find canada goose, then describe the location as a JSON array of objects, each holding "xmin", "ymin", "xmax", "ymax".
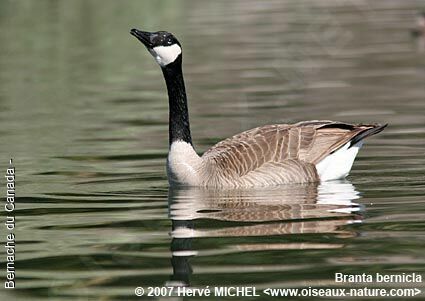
[
  {"xmin": 411, "ymin": 12, "xmax": 425, "ymax": 37},
  {"xmin": 130, "ymin": 29, "xmax": 387, "ymax": 188}
]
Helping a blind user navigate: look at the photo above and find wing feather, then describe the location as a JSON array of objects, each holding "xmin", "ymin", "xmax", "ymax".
[{"xmin": 201, "ymin": 121, "xmax": 382, "ymax": 185}]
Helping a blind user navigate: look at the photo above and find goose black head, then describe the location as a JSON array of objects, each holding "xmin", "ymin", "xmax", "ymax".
[{"xmin": 130, "ymin": 29, "xmax": 182, "ymax": 67}]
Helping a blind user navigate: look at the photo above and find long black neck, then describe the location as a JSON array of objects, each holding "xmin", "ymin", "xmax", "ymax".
[{"xmin": 161, "ymin": 56, "xmax": 192, "ymax": 146}]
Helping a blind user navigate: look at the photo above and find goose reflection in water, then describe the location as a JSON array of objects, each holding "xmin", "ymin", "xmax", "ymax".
[{"xmin": 167, "ymin": 181, "xmax": 362, "ymax": 287}]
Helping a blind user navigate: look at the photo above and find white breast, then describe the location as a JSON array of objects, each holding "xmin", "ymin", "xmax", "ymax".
[
  {"xmin": 167, "ymin": 141, "xmax": 202, "ymax": 186},
  {"xmin": 315, "ymin": 141, "xmax": 363, "ymax": 182}
]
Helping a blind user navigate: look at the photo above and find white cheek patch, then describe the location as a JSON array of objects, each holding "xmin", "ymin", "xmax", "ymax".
[{"xmin": 150, "ymin": 44, "xmax": 182, "ymax": 66}]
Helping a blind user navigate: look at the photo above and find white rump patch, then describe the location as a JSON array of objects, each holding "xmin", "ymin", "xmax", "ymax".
[
  {"xmin": 316, "ymin": 141, "xmax": 363, "ymax": 182},
  {"xmin": 150, "ymin": 44, "xmax": 181, "ymax": 66}
]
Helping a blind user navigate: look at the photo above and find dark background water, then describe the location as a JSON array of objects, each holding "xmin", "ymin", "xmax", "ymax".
[{"xmin": 0, "ymin": 0, "xmax": 424, "ymax": 300}]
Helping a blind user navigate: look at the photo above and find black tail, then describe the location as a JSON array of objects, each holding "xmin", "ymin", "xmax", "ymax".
[{"xmin": 349, "ymin": 124, "xmax": 388, "ymax": 147}]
